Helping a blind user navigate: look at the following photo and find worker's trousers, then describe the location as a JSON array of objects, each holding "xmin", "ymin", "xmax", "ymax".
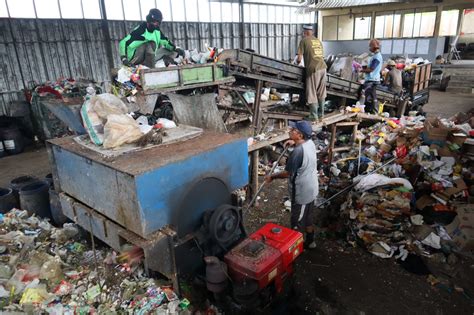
[{"xmin": 130, "ymin": 42, "xmax": 156, "ymax": 68}]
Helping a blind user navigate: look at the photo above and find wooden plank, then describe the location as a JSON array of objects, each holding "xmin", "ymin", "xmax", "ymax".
[
  {"xmin": 225, "ymin": 116, "xmax": 250, "ymax": 125},
  {"xmin": 262, "ymin": 111, "xmax": 305, "ymax": 120},
  {"xmin": 336, "ymin": 121, "xmax": 359, "ymax": 127},
  {"xmin": 333, "ymin": 146, "xmax": 353, "ymax": 152},
  {"xmin": 247, "ymin": 112, "xmax": 358, "ymax": 152},
  {"xmin": 357, "ymin": 113, "xmax": 385, "ymax": 121}
]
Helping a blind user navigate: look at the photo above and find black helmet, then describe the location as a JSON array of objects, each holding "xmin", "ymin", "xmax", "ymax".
[{"xmin": 147, "ymin": 9, "xmax": 163, "ymax": 24}]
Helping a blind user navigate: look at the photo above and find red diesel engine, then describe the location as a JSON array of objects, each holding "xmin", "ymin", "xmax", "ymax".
[{"xmin": 223, "ymin": 223, "xmax": 304, "ymax": 307}]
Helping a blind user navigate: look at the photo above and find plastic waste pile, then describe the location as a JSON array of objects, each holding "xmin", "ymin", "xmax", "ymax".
[
  {"xmin": 0, "ymin": 210, "xmax": 191, "ymax": 314},
  {"xmin": 33, "ymin": 78, "xmax": 100, "ymax": 101},
  {"xmin": 339, "ymin": 110, "xmax": 474, "ymax": 272},
  {"xmin": 81, "ymin": 93, "xmax": 176, "ymax": 149}
]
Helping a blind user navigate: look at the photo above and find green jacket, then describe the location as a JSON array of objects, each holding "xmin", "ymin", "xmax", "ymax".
[{"xmin": 119, "ymin": 22, "xmax": 174, "ymax": 61}]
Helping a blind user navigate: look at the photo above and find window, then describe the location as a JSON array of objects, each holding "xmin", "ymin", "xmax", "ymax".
[
  {"xmin": 354, "ymin": 15, "xmax": 371, "ymax": 39},
  {"xmin": 0, "ymin": 0, "xmax": 7, "ymax": 17},
  {"xmin": 59, "ymin": 0, "xmax": 83, "ymax": 18},
  {"xmin": 35, "ymin": 0, "xmax": 60, "ymax": 18},
  {"xmin": 402, "ymin": 9, "xmax": 436, "ymax": 38},
  {"xmin": 220, "ymin": 2, "xmax": 231, "ymax": 22},
  {"xmin": 250, "ymin": 4, "xmax": 258, "ymax": 22},
  {"xmin": 231, "ymin": 3, "xmax": 239, "ymax": 23},
  {"xmin": 123, "ymin": 0, "xmax": 141, "ymax": 20},
  {"xmin": 275, "ymin": 6, "xmax": 283, "ymax": 23},
  {"xmin": 210, "ymin": 2, "xmax": 221, "ymax": 22},
  {"xmin": 322, "ymin": 15, "xmax": 337, "ymax": 40},
  {"xmin": 375, "ymin": 12, "xmax": 401, "ymax": 38},
  {"xmin": 104, "ymin": 0, "xmax": 123, "ymax": 20},
  {"xmin": 283, "ymin": 6, "xmax": 291, "ymax": 23},
  {"xmin": 198, "ymin": 0, "xmax": 210, "ymax": 22},
  {"xmin": 82, "ymin": 0, "xmax": 101, "ymax": 19},
  {"xmin": 461, "ymin": 9, "xmax": 474, "ymax": 35},
  {"xmin": 6, "ymin": 0, "xmax": 36, "ymax": 18},
  {"xmin": 439, "ymin": 10, "xmax": 459, "ymax": 36},
  {"xmin": 402, "ymin": 12, "xmax": 414, "ymax": 37},
  {"xmin": 140, "ymin": 0, "xmax": 155, "ymax": 22},
  {"xmin": 337, "ymin": 15, "xmax": 353, "ymax": 40},
  {"xmin": 259, "ymin": 5, "xmax": 267, "ymax": 23},
  {"xmin": 268, "ymin": 5, "xmax": 276, "ymax": 23}
]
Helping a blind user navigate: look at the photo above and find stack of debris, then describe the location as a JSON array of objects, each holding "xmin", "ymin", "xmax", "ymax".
[
  {"xmin": 81, "ymin": 93, "xmax": 177, "ymax": 149},
  {"xmin": 0, "ymin": 210, "xmax": 191, "ymax": 314},
  {"xmin": 340, "ymin": 111, "xmax": 474, "ymax": 274},
  {"xmin": 33, "ymin": 78, "xmax": 100, "ymax": 102}
]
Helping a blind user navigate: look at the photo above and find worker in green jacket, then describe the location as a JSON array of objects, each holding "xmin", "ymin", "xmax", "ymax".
[{"xmin": 119, "ymin": 9, "xmax": 184, "ymax": 68}]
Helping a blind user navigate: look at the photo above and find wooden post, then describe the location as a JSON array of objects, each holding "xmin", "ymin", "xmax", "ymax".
[
  {"xmin": 328, "ymin": 124, "xmax": 337, "ymax": 164},
  {"xmin": 249, "ymin": 80, "xmax": 263, "ymax": 206}
]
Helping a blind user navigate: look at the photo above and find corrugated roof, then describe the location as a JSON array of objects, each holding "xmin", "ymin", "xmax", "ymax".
[{"xmin": 306, "ymin": 0, "xmax": 404, "ymax": 11}]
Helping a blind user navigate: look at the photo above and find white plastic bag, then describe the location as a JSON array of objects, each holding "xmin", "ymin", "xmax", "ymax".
[
  {"xmin": 117, "ymin": 67, "xmax": 133, "ymax": 83},
  {"xmin": 103, "ymin": 114, "xmax": 143, "ymax": 149},
  {"xmin": 156, "ymin": 118, "xmax": 177, "ymax": 129}
]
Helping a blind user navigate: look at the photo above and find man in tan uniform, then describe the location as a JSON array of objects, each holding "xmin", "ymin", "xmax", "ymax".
[{"xmin": 297, "ymin": 25, "xmax": 327, "ymax": 121}]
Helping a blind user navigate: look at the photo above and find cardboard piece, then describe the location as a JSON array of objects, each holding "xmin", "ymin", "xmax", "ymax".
[
  {"xmin": 416, "ymin": 195, "xmax": 436, "ymax": 211},
  {"xmin": 380, "ymin": 143, "xmax": 392, "ymax": 153},
  {"xmin": 424, "ymin": 118, "xmax": 452, "ymax": 141},
  {"xmin": 445, "ymin": 204, "xmax": 474, "ymax": 252},
  {"xmin": 439, "ymin": 179, "xmax": 468, "ymax": 200}
]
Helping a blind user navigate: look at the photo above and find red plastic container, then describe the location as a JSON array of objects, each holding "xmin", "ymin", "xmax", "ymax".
[{"xmin": 250, "ymin": 223, "xmax": 304, "ymax": 274}]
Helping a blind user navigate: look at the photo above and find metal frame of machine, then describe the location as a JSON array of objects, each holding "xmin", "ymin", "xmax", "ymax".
[{"xmin": 47, "ymin": 132, "xmax": 249, "ymax": 291}]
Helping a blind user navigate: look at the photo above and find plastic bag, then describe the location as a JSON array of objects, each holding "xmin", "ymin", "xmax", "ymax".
[
  {"xmin": 156, "ymin": 118, "xmax": 177, "ymax": 129},
  {"xmin": 81, "ymin": 99, "xmax": 104, "ymax": 146},
  {"xmin": 90, "ymin": 93, "xmax": 129, "ymax": 121},
  {"xmin": 117, "ymin": 67, "xmax": 133, "ymax": 83},
  {"xmin": 103, "ymin": 114, "xmax": 143, "ymax": 149}
]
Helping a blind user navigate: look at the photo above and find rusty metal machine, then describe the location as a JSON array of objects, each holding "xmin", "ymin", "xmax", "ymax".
[{"xmin": 47, "ymin": 132, "xmax": 249, "ymax": 289}]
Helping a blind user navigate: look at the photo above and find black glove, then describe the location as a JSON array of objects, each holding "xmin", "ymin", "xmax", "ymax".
[
  {"xmin": 175, "ymin": 47, "xmax": 185, "ymax": 57},
  {"xmin": 121, "ymin": 56, "xmax": 130, "ymax": 66}
]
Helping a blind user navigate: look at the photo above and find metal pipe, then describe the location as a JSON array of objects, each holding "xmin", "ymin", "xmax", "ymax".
[{"xmin": 247, "ymin": 145, "xmax": 289, "ymax": 209}]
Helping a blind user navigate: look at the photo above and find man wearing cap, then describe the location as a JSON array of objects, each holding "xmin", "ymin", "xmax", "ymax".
[
  {"xmin": 359, "ymin": 39, "xmax": 383, "ymax": 113},
  {"xmin": 119, "ymin": 8, "xmax": 184, "ymax": 68},
  {"xmin": 265, "ymin": 120, "xmax": 318, "ymax": 249},
  {"xmin": 297, "ymin": 25, "xmax": 327, "ymax": 121},
  {"xmin": 383, "ymin": 60, "xmax": 403, "ymax": 95}
]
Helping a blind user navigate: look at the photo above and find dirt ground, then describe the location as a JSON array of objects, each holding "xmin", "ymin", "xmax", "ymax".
[
  {"xmin": 0, "ymin": 89, "xmax": 473, "ymax": 313},
  {"xmin": 244, "ymin": 183, "xmax": 474, "ymax": 314}
]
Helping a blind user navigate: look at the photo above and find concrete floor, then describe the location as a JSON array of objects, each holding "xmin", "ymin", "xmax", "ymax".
[
  {"xmin": 0, "ymin": 89, "xmax": 472, "ymax": 188},
  {"xmin": 424, "ymin": 90, "xmax": 474, "ymax": 118},
  {"xmin": 0, "ymin": 147, "xmax": 51, "ymax": 187}
]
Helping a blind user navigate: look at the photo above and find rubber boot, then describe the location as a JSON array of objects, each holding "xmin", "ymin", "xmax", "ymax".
[
  {"xmin": 306, "ymin": 103, "xmax": 318, "ymax": 121},
  {"xmin": 318, "ymin": 99, "xmax": 325, "ymax": 119},
  {"xmin": 304, "ymin": 232, "xmax": 316, "ymax": 249}
]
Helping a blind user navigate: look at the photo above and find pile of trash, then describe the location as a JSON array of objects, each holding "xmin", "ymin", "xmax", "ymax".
[
  {"xmin": 32, "ymin": 78, "xmax": 100, "ymax": 101},
  {"xmin": 339, "ymin": 111, "xmax": 474, "ymax": 272},
  {"xmin": 81, "ymin": 93, "xmax": 177, "ymax": 149},
  {"xmin": 113, "ymin": 47, "xmax": 222, "ymax": 100},
  {"xmin": 0, "ymin": 209, "xmax": 191, "ymax": 314}
]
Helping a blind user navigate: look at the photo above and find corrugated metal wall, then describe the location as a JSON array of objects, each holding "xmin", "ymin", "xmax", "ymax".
[{"xmin": 0, "ymin": 18, "xmax": 303, "ymax": 114}]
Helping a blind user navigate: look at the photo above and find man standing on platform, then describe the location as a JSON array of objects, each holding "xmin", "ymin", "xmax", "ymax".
[{"xmin": 297, "ymin": 25, "xmax": 327, "ymax": 122}]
